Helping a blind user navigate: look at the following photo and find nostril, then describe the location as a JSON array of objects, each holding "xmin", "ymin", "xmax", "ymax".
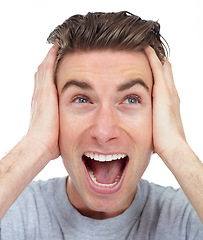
[
  {"xmin": 90, "ymin": 125, "xmax": 121, "ymax": 144},
  {"xmin": 91, "ymin": 135, "xmax": 119, "ymax": 145}
]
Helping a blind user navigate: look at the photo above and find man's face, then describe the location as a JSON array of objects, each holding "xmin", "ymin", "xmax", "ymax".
[{"xmin": 57, "ymin": 50, "xmax": 153, "ymax": 219}]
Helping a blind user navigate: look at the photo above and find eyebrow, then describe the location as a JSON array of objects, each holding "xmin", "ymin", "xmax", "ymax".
[
  {"xmin": 61, "ymin": 80, "xmax": 92, "ymax": 93},
  {"xmin": 61, "ymin": 78, "xmax": 149, "ymax": 94},
  {"xmin": 117, "ymin": 79, "xmax": 149, "ymax": 92}
]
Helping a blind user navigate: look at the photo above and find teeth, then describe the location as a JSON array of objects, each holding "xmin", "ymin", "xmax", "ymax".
[
  {"xmin": 89, "ymin": 152, "xmax": 94, "ymax": 159},
  {"xmin": 112, "ymin": 154, "xmax": 118, "ymax": 160},
  {"xmin": 84, "ymin": 152, "xmax": 127, "ymax": 162},
  {"xmin": 105, "ymin": 155, "xmax": 112, "ymax": 161},
  {"xmin": 94, "ymin": 153, "xmax": 99, "ymax": 160},
  {"xmin": 98, "ymin": 154, "xmax": 105, "ymax": 162},
  {"xmin": 84, "ymin": 152, "xmax": 126, "ymax": 187},
  {"xmin": 88, "ymin": 170, "xmax": 121, "ymax": 187}
]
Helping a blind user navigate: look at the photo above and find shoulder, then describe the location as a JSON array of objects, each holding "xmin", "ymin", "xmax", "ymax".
[
  {"xmin": 1, "ymin": 177, "xmax": 67, "ymax": 239},
  {"xmin": 139, "ymin": 179, "xmax": 192, "ymax": 216},
  {"xmin": 2, "ymin": 177, "xmax": 67, "ymax": 222},
  {"xmin": 13, "ymin": 177, "xmax": 67, "ymax": 205},
  {"xmin": 138, "ymin": 179, "xmax": 203, "ymax": 238},
  {"xmin": 139, "ymin": 178, "xmax": 188, "ymax": 203},
  {"xmin": 28, "ymin": 176, "xmax": 67, "ymax": 196}
]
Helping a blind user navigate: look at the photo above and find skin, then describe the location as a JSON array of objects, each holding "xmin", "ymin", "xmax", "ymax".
[
  {"xmin": 56, "ymin": 51, "xmax": 153, "ymax": 219},
  {"xmin": 0, "ymin": 46, "xmax": 202, "ymax": 224}
]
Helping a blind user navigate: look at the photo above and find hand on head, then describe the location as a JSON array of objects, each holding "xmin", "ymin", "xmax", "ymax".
[
  {"xmin": 29, "ymin": 45, "xmax": 60, "ymax": 161},
  {"xmin": 145, "ymin": 46, "xmax": 186, "ymax": 163}
]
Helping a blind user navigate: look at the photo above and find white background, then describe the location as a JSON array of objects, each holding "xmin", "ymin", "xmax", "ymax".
[{"xmin": 0, "ymin": 0, "xmax": 202, "ymax": 188}]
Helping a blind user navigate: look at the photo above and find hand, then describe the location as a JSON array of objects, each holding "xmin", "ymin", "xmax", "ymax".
[
  {"xmin": 28, "ymin": 45, "xmax": 60, "ymax": 161},
  {"xmin": 144, "ymin": 46, "xmax": 186, "ymax": 164}
]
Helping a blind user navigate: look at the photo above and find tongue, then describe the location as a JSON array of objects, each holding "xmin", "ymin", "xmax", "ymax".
[{"xmin": 88, "ymin": 158, "xmax": 126, "ymax": 184}]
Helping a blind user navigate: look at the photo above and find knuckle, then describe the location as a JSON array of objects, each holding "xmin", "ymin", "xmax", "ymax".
[
  {"xmin": 45, "ymin": 56, "xmax": 56, "ymax": 70},
  {"xmin": 164, "ymin": 59, "xmax": 172, "ymax": 68},
  {"xmin": 173, "ymin": 91, "xmax": 180, "ymax": 104},
  {"xmin": 34, "ymin": 71, "xmax": 38, "ymax": 79},
  {"xmin": 177, "ymin": 93, "xmax": 181, "ymax": 103},
  {"xmin": 156, "ymin": 60, "xmax": 163, "ymax": 68},
  {"xmin": 37, "ymin": 64, "xmax": 43, "ymax": 72}
]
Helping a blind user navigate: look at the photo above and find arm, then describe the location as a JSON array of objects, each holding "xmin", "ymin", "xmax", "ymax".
[
  {"xmin": 0, "ymin": 45, "xmax": 60, "ymax": 220},
  {"xmin": 145, "ymin": 46, "xmax": 203, "ymax": 224}
]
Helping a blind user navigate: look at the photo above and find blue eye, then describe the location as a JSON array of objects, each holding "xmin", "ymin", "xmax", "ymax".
[
  {"xmin": 74, "ymin": 97, "xmax": 89, "ymax": 103},
  {"xmin": 123, "ymin": 95, "xmax": 140, "ymax": 104},
  {"xmin": 71, "ymin": 95, "xmax": 90, "ymax": 103}
]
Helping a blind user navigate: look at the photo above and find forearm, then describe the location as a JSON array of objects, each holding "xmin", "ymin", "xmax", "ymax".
[
  {"xmin": 0, "ymin": 136, "xmax": 48, "ymax": 220},
  {"xmin": 144, "ymin": 47, "xmax": 203, "ymax": 223},
  {"xmin": 0, "ymin": 46, "xmax": 59, "ymax": 220},
  {"xmin": 163, "ymin": 141, "xmax": 203, "ymax": 224}
]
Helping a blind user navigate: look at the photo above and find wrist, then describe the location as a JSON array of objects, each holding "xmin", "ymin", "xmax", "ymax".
[
  {"xmin": 11, "ymin": 135, "xmax": 51, "ymax": 176},
  {"xmin": 161, "ymin": 140, "xmax": 199, "ymax": 178},
  {"xmin": 159, "ymin": 139, "xmax": 188, "ymax": 170},
  {"xmin": 24, "ymin": 130, "xmax": 59, "ymax": 161},
  {"xmin": 0, "ymin": 135, "xmax": 50, "ymax": 220}
]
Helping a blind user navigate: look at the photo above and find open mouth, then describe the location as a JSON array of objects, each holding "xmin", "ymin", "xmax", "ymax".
[{"xmin": 82, "ymin": 152, "xmax": 129, "ymax": 193}]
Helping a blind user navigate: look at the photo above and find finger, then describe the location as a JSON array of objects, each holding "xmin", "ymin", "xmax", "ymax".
[
  {"xmin": 31, "ymin": 72, "xmax": 38, "ymax": 110},
  {"xmin": 43, "ymin": 45, "xmax": 58, "ymax": 86},
  {"xmin": 36, "ymin": 45, "xmax": 58, "ymax": 86},
  {"xmin": 144, "ymin": 46, "xmax": 166, "ymax": 88},
  {"xmin": 145, "ymin": 46, "xmax": 177, "ymax": 94},
  {"xmin": 41, "ymin": 45, "xmax": 58, "ymax": 70},
  {"xmin": 33, "ymin": 45, "xmax": 58, "ymax": 105},
  {"xmin": 163, "ymin": 59, "xmax": 178, "ymax": 95}
]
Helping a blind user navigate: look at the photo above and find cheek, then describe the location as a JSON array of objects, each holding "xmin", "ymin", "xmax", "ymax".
[
  {"xmin": 59, "ymin": 107, "xmax": 81, "ymax": 155},
  {"xmin": 125, "ymin": 110, "xmax": 153, "ymax": 155},
  {"xmin": 59, "ymin": 104, "xmax": 93, "ymax": 158},
  {"xmin": 138, "ymin": 112, "xmax": 153, "ymax": 140},
  {"xmin": 140, "ymin": 109, "xmax": 153, "ymax": 139},
  {"xmin": 121, "ymin": 106, "xmax": 153, "ymax": 141}
]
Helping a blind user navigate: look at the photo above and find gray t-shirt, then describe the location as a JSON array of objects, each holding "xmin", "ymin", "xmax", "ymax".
[{"xmin": 1, "ymin": 177, "xmax": 202, "ymax": 239}]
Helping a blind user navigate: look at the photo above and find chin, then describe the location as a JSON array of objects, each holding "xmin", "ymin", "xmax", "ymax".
[{"xmin": 63, "ymin": 149, "xmax": 151, "ymax": 219}]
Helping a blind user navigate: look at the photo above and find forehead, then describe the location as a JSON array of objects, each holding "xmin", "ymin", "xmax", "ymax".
[{"xmin": 56, "ymin": 50, "xmax": 153, "ymax": 91}]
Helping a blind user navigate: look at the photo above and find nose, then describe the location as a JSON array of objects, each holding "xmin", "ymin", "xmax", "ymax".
[{"xmin": 90, "ymin": 105, "xmax": 121, "ymax": 145}]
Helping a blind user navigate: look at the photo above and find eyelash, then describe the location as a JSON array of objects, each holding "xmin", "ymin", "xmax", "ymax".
[
  {"xmin": 71, "ymin": 94, "xmax": 141, "ymax": 104},
  {"xmin": 122, "ymin": 95, "xmax": 141, "ymax": 104},
  {"xmin": 72, "ymin": 95, "xmax": 91, "ymax": 104}
]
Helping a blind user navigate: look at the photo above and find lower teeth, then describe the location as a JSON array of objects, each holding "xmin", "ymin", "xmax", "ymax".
[{"xmin": 88, "ymin": 170, "xmax": 121, "ymax": 187}]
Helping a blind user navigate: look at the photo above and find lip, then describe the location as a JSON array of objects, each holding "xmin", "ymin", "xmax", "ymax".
[{"xmin": 82, "ymin": 153, "xmax": 129, "ymax": 195}]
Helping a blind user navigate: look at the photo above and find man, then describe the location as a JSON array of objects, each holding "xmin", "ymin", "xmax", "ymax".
[{"xmin": 0, "ymin": 11, "xmax": 202, "ymax": 239}]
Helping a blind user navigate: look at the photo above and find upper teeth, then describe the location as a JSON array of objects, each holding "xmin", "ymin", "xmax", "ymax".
[{"xmin": 84, "ymin": 152, "xmax": 127, "ymax": 162}]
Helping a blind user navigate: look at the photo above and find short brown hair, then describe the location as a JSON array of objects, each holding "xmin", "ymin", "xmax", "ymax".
[{"xmin": 47, "ymin": 11, "xmax": 169, "ymax": 73}]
